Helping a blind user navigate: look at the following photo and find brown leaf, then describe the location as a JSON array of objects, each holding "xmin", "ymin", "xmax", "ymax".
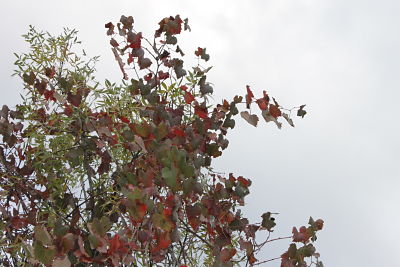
[
  {"xmin": 261, "ymin": 110, "xmax": 282, "ymax": 129},
  {"xmin": 52, "ymin": 255, "xmax": 71, "ymax": 267},
  {"xmin": 240, "ymin": 111, "xmax": 258, "ymax": 127},
  {"xmin": 282, "ymin": 113, "xmax": 295, "ymax": 127},
  {"xmin": 111, "ymin": 47, "xmax": 128, "ymax": 80},
  {"xmin": 220, "ymin": 248, "xmax": 236, "ymax": 262}
]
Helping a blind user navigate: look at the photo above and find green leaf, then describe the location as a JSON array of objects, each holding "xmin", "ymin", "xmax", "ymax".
[
  {"xmin": 90, "ymin": 216, "xmax": 112, "ymax": 236},
  {"xmin": 34, "ymin": 225, "xmax": 52, "ymax": 246},
  {"xmin": 162, "ymin": 166, "xmax": 178, "ymax": 190},
  {"xmin": 261, "ymin": 212, "xmax": 276, "ymax": 232},
  {"xmin": 235, "ymin": 185, "xmax": 249, "ymax": 197},
  {"xmin": 297, "ymin": 105, "xmax": 307, "ymax": 118},
  {"xmin": 34, "ymin": 241, "xmax": 55, "ymax": 265},
  {"xmin": 288, "ymin": 243, "xmax": 297, "ymax": 258},
  {"xmin": 152, "ymin": 213, "xmax": 174, "ymax": 232},
  {"xmin": 297, "ymin": 244, "xmax": 316, "ymax": 257},
  {"xmin": 134, "ymin": 123, "xmax": 150, "ymax": 138},
  {"xmin": 88, "ymin": 234, "xmax": 100, "ymax": 248},
  {"xmin": 166, "ymin": 34, "xmax": 177, "ymax": 45},
  {"xmin": 53, "ymin": 219, "xmax": 68, "ymax": 237},
  {"xmin": 156, "ymin": 122, "xmax": 168, "ymax": 140},
  {"xmin": 206, "ymin": 143, "xmax": 222, "ymax": 158},
  {"xmin": 122, "ymin": 129, "xmax": 135, "ymax": 141}
]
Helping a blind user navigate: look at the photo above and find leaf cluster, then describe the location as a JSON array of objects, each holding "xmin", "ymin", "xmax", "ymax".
[{"xmin": 0, "ymin": 15, "xmax": 321, "ymax": 267}]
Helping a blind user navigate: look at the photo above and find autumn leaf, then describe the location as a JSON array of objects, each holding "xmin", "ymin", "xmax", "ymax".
[
  {"xmin": 184, "ymin": 91, "xmax": 195, "ymax": 104},
  {"xmin": 158, "ymin": 70, "xmax": 169, "ymax": 80},
  {"xmin": 256, "ymin": 98, "xmax": 268, "ymax": 110},
  {"xmin": 245, "ymin": 85, "xmax": 254, "ymax": 108},
  {"xmin": 220, "ymin": 248, "xmax": 236, "ymax": 262},
  {"xmin": 108, "ymin": 234, "xmax": 121, "ymax": 254},
  {"xmin": 282, "ymin": 113, "xmax": 295, "ymax": 127},
  {"xmin": 138, "ymin": 57, "xmax": 152, "ymax": 69},
  {"xmin": 105, "ymin": 22, "xmax": 115, "ymax": 35},
  {"xmin": 10, "ymin": 216, "xmax": 28, "ymax": 230},
  {"xmin": 292, "ymin": 226, "xmax": 311, "ymax": 243},
  {"xmin": 195, "ymin": 47, "xmax": 210, "ymax": 61},
  {"xmin": 112, "ymin": 47, "xmax": 128, "ymax": 80},
  {"xmin": 269, "ymin": 104, "xmax": 282, "ymax": 118},
  {"xmin": 127, "ymin": 32, "xmax": 142, "ymax": 49},
  {"xmin": 194, "ymin": 105, "xmax": 208, "ymax": 119},
  {"xmin": 261, "ymin": 109, "xmax": 282, "ymax": 129},
  {"xmin": 44, "ymin": 66, "xmax": 56, "ymax": 78},
  {"xmin": 240, "ymin": 111, "xmax": 258, "ymax": 127},
  {"xmin": 23, "ymin": 71, "xmax": 36, "ymax": 85},
  {"xmin": 110, "ymin": 38, "xmax": 119, "ymax": 47}
]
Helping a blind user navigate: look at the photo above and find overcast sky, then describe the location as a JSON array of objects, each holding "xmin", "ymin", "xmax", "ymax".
[{"xmin": 1, "ymin": 1, "xmax": 400, "ymax": 266}]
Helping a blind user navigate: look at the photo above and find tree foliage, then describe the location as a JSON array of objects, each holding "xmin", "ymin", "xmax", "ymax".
[{"xmin": 0, "ymin": 15, "xmax": 323, "ymax": 266}]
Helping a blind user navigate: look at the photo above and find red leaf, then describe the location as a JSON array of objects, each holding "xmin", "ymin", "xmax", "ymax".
[
  {"xmin": 220, "ymin": 248, "xmax": 236, "ymax": 262},
  {"xmin": 292, "ymin": 226, "xmax": 311, "ymax": 243},
  {"xmin": 64, "ymin": 105, "xmax": 73, "ymax": 116},
  {"xmin": 195, "ymin": 47, "xmax": 203, "ymax": 57},
  {"xmin": 119, "ymin": 116, "xmax": 130, "ymax": 123},
  {"xmin": 195, "ymin": 47, "xmax": 210, "ymax": 61},
  {"xmin": 245, "ymin": 85, "xmax": 254, "ymax": 108},
  {"xmin": 248, "ymin": 253, "xmax": 258, "ymax": 265},
  {"xmin": 269, "ymin": 104, "xmax": 282, "ymax": 118},
  {"xmin": 180, "ymin": 85, "xmax": 188, "ymax": 91},
  {"xmin": 163, "ymin": 207, "xmax": 172, "ymax": 216},
  {"xmin": 158, "ymin": 71, "xmax": 169, "ymax": 80},
  {"xmin": 256, "ymin": 98, "xmax": 268, "ymax": 110},
  {"xmin": 108, "ymin": 234, "xmax": 121, "ymax": 254},
  {"xmin": 127, "ymin": 53, "xmax": 134, "ymax": 65},
  {"xmin": 67, "ymin": 92, "xmax": 82, "ymax": 107},
  {"xmin": 44, "ymin": 90, "xmax": 56, "ymax": 101},
  {"xmin": 184, "ymin": 91, "xmax": 195, "ymax": 104},
  {"xmin": 10, "ymin": 216, "xmax": 28, "ymax": 230},
  {"xmin": 171, "ymin": 127, "xmax": 185, "ymax": 137},
  {"xmin": 158, "ymin": 232, "xmax": 171, "ymax": 249},
  {"xmin": 144, "ymin": 73, "xmax": 153, "ymax": 82},
  {"xmin": 155, "ymin": 15, "xmax": 183, "ymax": 37},
  {"xmin": 237, "ymin": 176, "xmax": 251, "ymax": 187},
  {"xmin": 127, "ymin": 32, "xmax": 142, "ymax": 49},
  {"xmin": 138, "ymin": 203, "xmax": 147, "ymax": 216},
  {"xmin": 194, "ymin": 106, "xmax": 208, "ymax": 119}
]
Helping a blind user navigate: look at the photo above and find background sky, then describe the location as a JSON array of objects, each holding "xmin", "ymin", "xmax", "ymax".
[{"xmin": 1, "ymin": 1, "xmax": 399, "ymax": 266}]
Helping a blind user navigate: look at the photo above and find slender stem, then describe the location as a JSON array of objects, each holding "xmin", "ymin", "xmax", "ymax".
[{"xmin": 179, "ymin": 218, "xmax": 213, "ymax": 248}]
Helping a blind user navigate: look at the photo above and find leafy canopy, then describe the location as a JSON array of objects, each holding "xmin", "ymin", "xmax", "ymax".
[{"xmin": 0, "ymin": 15, "xmax": 323, "ymax": 267}]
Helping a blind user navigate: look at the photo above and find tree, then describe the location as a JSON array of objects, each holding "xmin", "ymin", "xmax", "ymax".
[{"xmin": 0, "ymin": 15, "xmax": 323, "ymax": 266}]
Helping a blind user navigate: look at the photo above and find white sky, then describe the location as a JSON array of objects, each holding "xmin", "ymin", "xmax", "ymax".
[{"xmin": 1, "ymin": 1, "xmax": 400, "ymax": 266}]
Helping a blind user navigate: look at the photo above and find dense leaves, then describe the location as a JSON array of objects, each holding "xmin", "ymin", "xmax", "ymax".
[{"xmin": 0, "ymin": 16, "xmax": 321, "ymax": 267}]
